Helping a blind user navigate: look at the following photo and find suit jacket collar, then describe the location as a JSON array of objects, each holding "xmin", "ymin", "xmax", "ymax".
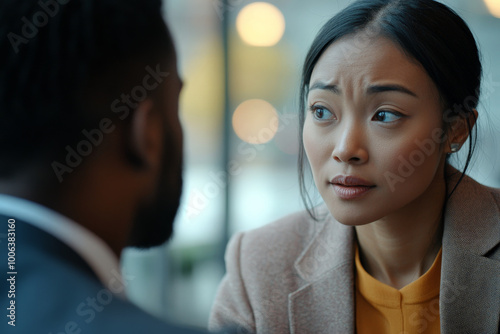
[
  {"xmin": 0, "ymin": 194, "xmax": 125, "ymax": 298},
  {"xmin": 288, "ymin": 170, "xmax": 500, "ymax": 334}
]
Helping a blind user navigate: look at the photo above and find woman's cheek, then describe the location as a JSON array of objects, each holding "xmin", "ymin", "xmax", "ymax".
[
  {"xmin": 303, "ymin": 123, "xmax": 322, "ymax": 168},
  {"xmin": 379, "ymin": 137, "xmax": 441, "ymax": 194}
]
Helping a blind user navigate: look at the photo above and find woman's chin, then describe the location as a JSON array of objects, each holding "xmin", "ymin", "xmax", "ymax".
[{"xmin": 326, "ymin": 206, "xmax": 381, "ymax": 227}]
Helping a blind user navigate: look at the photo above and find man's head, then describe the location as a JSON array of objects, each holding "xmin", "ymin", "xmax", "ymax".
[{"xmin": 0, "ymin": 0, "xmax": 184, "ymax": 252}]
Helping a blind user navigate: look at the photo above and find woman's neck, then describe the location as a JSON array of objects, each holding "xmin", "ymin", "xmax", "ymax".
[{"xmin": 354, "ymin": 178, "xmax": 446, "ymax": 289}]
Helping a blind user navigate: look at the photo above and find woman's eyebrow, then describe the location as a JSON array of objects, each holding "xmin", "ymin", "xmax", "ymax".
[
  {"xmin": 367, "ymin": 84, "xmax": 418, "ymax": 98},
  {"xmin": 308, "ymin": 82, "xmax": 418, "ymax": 98},
  {"xmin": 309, "ymin": 82, "xmax": 340, "ymax": 94}
]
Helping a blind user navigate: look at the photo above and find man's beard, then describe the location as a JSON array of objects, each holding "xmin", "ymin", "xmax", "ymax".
[{"xmin": 127, "ymin": 138, "xmax": 183, "ymax": 249}]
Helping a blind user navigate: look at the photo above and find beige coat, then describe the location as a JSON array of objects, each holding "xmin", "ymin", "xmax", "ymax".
[{"xmin": 209, "ymin": 172, "xmax": 500, "ymax": 333}]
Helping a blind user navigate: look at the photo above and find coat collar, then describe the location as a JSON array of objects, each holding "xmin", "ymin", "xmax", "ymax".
[
  {"xmin": 440, "ymin": 168, "xmax": 500, "ymax": 333},
  {"xmin": 289, "ymin": 205, "xmax": 356, "ymax": 334},
  {"xmin": 443, "ymin": 167, "xmax": 500, "ymax": 255},
  {"xmin": 288, "ymin": 168, "xmax": 500, "ymax": 334},
  {"xmin": 293, "ymin": 205, "xmax": 354, "ymax": 282}
]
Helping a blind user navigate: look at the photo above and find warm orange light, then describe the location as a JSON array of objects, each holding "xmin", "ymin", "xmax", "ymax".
[
  {"xmin": 232, "ymin": 99, "xmax": 279, "ymax": 144},
  {"xmin": 236, "ymin": 2, "xmax": 285, "ymax": 47},
  {"xmin": 484, "ymin": 0, "xmax": 500, "ymax": 18}
]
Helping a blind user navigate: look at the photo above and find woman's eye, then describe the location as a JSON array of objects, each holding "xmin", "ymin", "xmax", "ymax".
[
  {"xmin": 309, "ymin": 105, "xmax": 335, "ymax": 121},
  {"xmin": 373, "ymin": 110, "xmax": 403, "ymax": 123}
]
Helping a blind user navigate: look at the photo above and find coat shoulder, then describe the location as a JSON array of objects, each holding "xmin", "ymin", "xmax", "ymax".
[{"xmin": 226, "ymin": 205, "xmax": 334, "ymax": 279}]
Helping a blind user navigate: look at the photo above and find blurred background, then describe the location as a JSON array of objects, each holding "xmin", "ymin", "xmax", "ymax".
[{"xmin": 122, "ymin": 0, "xmax": 500, "ymax": 329}]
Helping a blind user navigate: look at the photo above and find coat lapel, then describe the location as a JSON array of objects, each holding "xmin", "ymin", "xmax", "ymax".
[
  {"xmin": 441, "ymin": 170, "xmax": 500, "ymax": 333},
  {"xmin": 288, "ymin": 209, "xmax": 356, "ymax": 334}
]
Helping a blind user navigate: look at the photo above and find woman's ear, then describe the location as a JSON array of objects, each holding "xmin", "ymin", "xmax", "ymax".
[
  {"xmin": 127, "ymin": 98, "xmax": 164, "ymax": 170},
  {"xmin": 445, "ymin": 109, "xmax": 478, "ymax": 153}
]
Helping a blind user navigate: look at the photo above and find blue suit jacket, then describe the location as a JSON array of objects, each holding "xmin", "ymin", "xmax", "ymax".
[{"xmin": 0, "ymin": 215, "xmax": 210, "ymax": 334}]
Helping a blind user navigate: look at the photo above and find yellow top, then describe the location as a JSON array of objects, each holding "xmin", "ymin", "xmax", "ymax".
[{"xmin": 355, "ymin": 246, "xmax": 442, "ymax": 334}]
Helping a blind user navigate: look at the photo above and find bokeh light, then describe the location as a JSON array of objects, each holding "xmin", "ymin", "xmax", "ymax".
[
  {"xmin": 230, "ymin": 40, "xmax": 293, "ymax": 103},
  {"xmin": 232, "ymin": 99, "xmax": 279, "ymax": 144},
  {"xmin": 236, "ymin": 2, "xmax": 286, "ymax": 47},
  {"xmin": 484, "ymin": 0, "xmax": 500, "ymax": 18}
]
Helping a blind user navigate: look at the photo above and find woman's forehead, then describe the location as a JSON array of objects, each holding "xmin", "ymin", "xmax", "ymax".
[{"xmin": 308, "ymin": 35, "xmax": 434, "ymax": 97}]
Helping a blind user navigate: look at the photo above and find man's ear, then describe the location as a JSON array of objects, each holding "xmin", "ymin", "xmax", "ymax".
[
  {"xmin": 127, "ymin": 98, "xmax": 163, "ymax": 170},
  {"xmin": 445, "ymin": 109, "xmax": 478, "ymax": 153}
]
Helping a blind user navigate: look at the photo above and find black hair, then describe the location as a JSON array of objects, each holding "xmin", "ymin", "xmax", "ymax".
[
  {"xmin": 298, "ymin": 0, "xmax": 482, "ymax": 219},
  {"xmin": 0, "ymin": 0, "xmax": 173, "ymax": 176}
]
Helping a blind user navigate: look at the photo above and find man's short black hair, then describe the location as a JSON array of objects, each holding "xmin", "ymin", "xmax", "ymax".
[{"xmin": 0, "ymin": 0, "xmax": 173, "ymax": 177}]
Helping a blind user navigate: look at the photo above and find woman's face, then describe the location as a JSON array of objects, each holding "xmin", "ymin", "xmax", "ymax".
[{"xmin": 303, "ymin": 35, "xmax": 449, "ymax": 226}]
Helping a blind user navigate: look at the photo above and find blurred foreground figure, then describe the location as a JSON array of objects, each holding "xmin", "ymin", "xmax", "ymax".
[{"xmin": 0, "ymin": 0, "xmax": 222, "ymax": 333}]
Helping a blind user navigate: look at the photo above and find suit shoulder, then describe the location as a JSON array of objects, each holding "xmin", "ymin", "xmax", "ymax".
[
  {"xmin": 7, "ymin": 223, "xmax": 208, "ymax": 334},
  {"xmin": 89, "ymin": 297, "xmax": 208, "ymax": 333}
]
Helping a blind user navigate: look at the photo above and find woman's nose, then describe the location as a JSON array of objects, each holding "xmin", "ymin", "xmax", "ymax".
[{"xmin": 331, "ymin": 122, "xmax": 368, "ymax": 164}]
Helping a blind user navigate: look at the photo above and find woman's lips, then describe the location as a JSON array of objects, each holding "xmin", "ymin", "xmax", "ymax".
[
  {"xmin": 332, "ymin": 184, "xmax": 374, "ymax": 200},
  {"xmin": 330, "ymin": 175, "xmax": 375, "ymax": 200}
]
